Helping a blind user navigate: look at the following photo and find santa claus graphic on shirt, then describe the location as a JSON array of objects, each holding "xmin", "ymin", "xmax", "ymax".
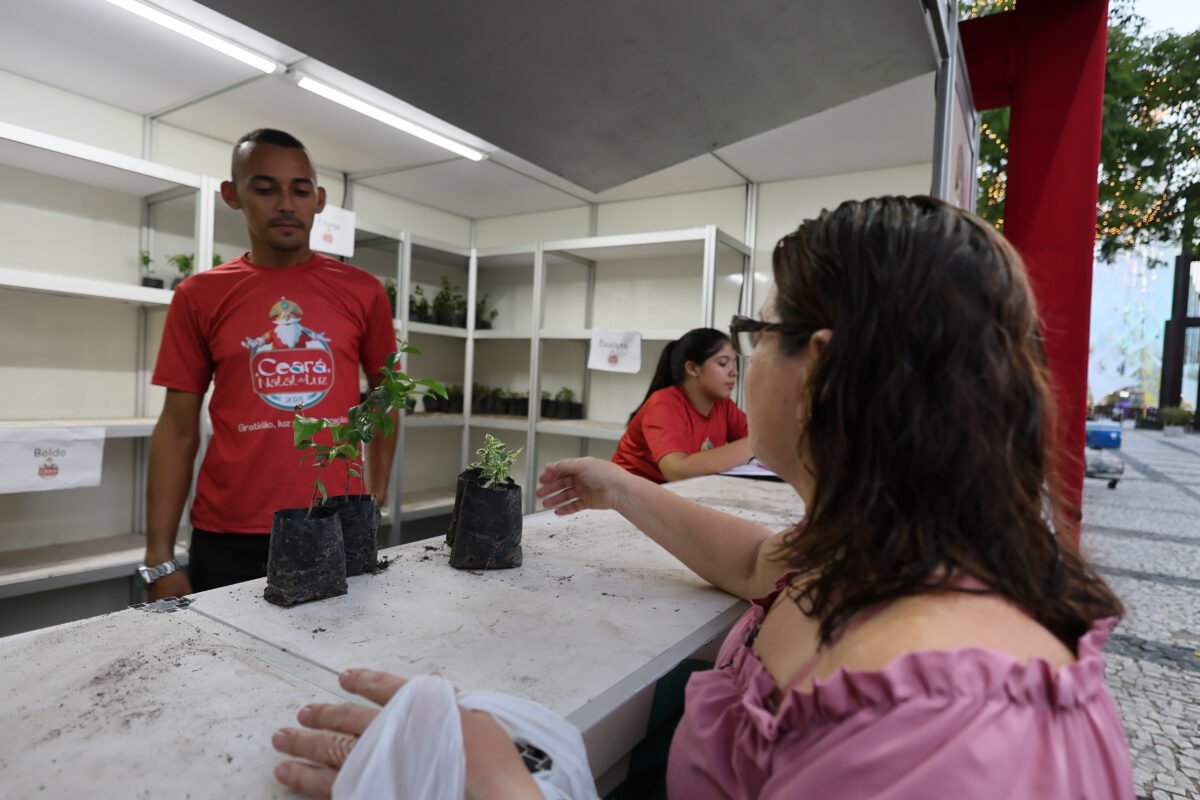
[{"xmin": 242, "ymin": 297, "xmax": 335, "ymax": 411}]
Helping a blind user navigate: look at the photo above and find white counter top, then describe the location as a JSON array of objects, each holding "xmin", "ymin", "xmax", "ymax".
[{"xmin": 0, "ymin": 474, "xmax": 800, "ymax": 797}]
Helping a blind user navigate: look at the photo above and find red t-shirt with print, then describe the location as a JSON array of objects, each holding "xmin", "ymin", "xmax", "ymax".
[
  {"xmin": 612, "ymin": 385, "xmax": 749, "ymax": 483},
  {"xmin": 152, "ymin": 253, "xmax": 395, "ymax": 534}
]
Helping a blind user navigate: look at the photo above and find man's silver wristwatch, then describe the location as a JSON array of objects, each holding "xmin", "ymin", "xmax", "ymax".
[{"xmin": 137, "ymin": 558, "xmax": 180, "ymax": 586}]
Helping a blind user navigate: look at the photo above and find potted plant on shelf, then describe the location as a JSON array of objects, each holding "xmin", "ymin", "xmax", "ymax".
[
  {"xmin": 555, "ymin": 387, "xmax": 583, "ymax": 419},
  {"xmin": 433, "ymin": 277, "xmax": 458, "ymax": 327},
  {"xmin": 139, "ymin": 250, "xmax": 163, "ymax": 288},
  {"xmin": 451, "ymin": 286, "xmax": 469, "ymax": 328},
  {"xmin": 265, "ymin": 344, "xmax": 446, "ymax": 607},
  {"xmin": 167, "ymin": 253, "xmax": 194, "ymax": 289},
  {"xmin": 1160, "ymin": 406, "xmax": 1192, "ymax": 437},
  {"xmin": 384, "ymin": 278, "xmax": 397, "ymax": 316},
  {"xmin": 409, "ymin": 285, "xmax": 431, "ymax": 323},
  {"xmin": 476, "ymin": 294, "xmax": 499, "ymax": 329},
  {"xmin": 471, "ymin": 383, "xmax": 488, "ymax": 415},
  {"xmin": 541, "ymin": 390, "xmax": 554, "ymax": 419},
  {"xmin": 447, "ymin": 434, "xmax": 524, "ymax": 570},
  {"xmin": 512, "ymin": 392, "xmax": 529, "ymax": 417},
  {"xmin": 447, "ymin": 384, "xmax": 464, "ymax": 413}
]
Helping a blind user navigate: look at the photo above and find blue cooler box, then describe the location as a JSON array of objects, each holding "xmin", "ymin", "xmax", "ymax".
[{"xmin": 1085, "ymin": 420, "xmax": 1122, "ymax": 450}]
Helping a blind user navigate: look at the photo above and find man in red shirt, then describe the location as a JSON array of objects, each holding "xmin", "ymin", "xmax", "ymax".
[{"xmin": 139, "ymin": 129, "xmax": 397, "ymax": 600}]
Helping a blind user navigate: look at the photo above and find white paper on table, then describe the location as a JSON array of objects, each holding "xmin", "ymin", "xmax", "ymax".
[
  {"xmin": 587, "ymin": 329, "xmax": 642, "ymax": 373},
  {"xmin": 0, "ymin": 427, "xmax": 105, "ymax": 493},
  {"xmin": 720, "ymin": 458, "xmax": 779, "ymax": 480},
  {"xmin": 311, "ymin": 204, "xmax": 356, "ymax": 257}
]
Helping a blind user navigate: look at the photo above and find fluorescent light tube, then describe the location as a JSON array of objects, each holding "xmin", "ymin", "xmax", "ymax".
[
  {"xmin": 105, "ymin": 0, "xmax": 277, "ymax": 74},
  {"xmin": 297, "ymin": 77, "xmax": 486, "ymax": 162}
]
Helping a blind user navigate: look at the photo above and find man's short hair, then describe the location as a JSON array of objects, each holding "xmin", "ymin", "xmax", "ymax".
[{"xmin": 231, "ymin": 129, "xmax": 308, "ymax": 179}]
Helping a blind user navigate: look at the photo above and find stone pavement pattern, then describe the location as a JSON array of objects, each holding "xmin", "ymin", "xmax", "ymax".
[{"xmin": 1082, "ymin": 428, "xmax": 1200, "ymax": 800}]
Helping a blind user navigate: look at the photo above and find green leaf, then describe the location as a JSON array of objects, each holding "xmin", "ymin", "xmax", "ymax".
[
  {"xmin": 315, "ymin": 479, "xmax": 328, "ymax": 504},
  {"xmin": 293, "ymin": 415, "xmax": 327, "ymax": 446},
  {"xmin": 418, "ymin": 378, "xmax": 448, "ymax": 398}
]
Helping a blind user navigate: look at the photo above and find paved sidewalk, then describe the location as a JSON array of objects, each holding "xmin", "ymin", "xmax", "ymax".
[{"xmin": 1082, "ymin": 428, "xmax": 1200, "ymax": 800}]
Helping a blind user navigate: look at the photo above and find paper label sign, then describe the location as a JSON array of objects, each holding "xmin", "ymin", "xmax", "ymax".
[
  {"xmin": 588, "ymin": 329, "xmax": 642, "ymax": 374},
  {"xmin": 0, "ymin": 427, "xmax": 105, "ymax": 494},
  {"xmin": 311, "ymin": 204, "xmax": 356, "ymax": 258}
]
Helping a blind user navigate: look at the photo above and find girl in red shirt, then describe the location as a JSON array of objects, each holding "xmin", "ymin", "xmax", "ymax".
[{"xmin": 612, "ymin": 328, "xmax": 752, "ymax": 482}]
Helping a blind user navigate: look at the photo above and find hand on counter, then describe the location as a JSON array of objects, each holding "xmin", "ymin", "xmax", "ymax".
[
  {"xmin": 273, "ymin": 668, "xmax": 540, "ymax": 799},
  {"xmin": 147, "ymin": 571, "xmax": 192, "ymax": 602},
  {"xmin": 536, "ymin": 457, "xmax": 631, "ymax": 516}
]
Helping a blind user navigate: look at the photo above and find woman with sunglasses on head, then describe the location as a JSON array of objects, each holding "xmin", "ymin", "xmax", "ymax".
[
  {"xmin": 272, "ymin": 197, "xmax": 1133, "ymax": 799},
  {"xmin": 611, "ymin": 328, "xmax": 753, "ymax": 483}
]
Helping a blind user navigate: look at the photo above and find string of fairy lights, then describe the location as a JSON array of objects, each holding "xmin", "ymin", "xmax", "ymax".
[{"xmin": 963, "ymin": 0, "xmax": 1200, "ymax": 244}]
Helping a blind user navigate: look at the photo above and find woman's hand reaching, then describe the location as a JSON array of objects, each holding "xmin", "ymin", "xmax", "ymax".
[
  {"xmin": 272, "ymin": 668, "xmax": 407, "ymax": 797},
  {"xmin": 536, "ymin": 457, "xmax": 634, "ymax": 516}
]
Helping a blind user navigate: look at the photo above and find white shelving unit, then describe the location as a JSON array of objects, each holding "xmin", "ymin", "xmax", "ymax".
[
  {"xmin": 524, "ymin": 226, "xmax": 751, "ymax": 508},
  {"xmin": 0, "ymin": 121, "xmax": 752, "ymax": 580},
  {"xmin": 381, "ymin": 228, "xmax": 750, "ymax": 515},
  {"xmin": 0, "ymin": 122, "xmax": 214, "ymax": 601}
]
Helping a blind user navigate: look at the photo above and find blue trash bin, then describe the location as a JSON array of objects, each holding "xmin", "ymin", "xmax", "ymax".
[{"xmin": 1085, "ymin": 420, "xmax": 1122, "ymax": 450}]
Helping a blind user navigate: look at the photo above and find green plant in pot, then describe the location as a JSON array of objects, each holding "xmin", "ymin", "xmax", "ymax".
[
  {"xmin": 264, "ymin": 344, "xmax": 446, "ymax": 607},
  {"xmin": 384, "ymin": 278, "xmax": 397, "ymax": 317},
  {"xmin": 447, "ymin": 434, "xmax": 524, "ymax": 570},
  {"xmin": 167, "ymin": 253, "xmax": 194, "ymax": 289},
  {"xmin": 139, "ymin": 250, "xmax": 163, "ymax": 289},
  {"xmin": 433, "ymin": 277, "xmax": 459, "ymax": 327},
  {"xmin": 409, "ymin": 284, "xmax": 431, "ymax": 323},
  {"xmin": 555, "ymin": 386, "xmax": 583, "ymax": 419},
  {"xmin": 476, "ymin": 294, "xmax": 499, "ymax": 329}
]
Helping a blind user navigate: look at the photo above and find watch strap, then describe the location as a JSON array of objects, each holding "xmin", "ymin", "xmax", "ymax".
[{"xmin": 138, "ymin": 558, "xmax": 180, "ymax": 585}]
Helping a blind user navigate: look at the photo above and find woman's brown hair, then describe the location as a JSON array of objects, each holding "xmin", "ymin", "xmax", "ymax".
[{"xmin": 772, "ymin": 196, "xmax": 1122, "ymax": 648}]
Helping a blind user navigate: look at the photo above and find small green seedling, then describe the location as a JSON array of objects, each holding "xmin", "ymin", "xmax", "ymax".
[
  {"xmin": 293, "ymin": 343, "xmax": 446, "ymax": 511},
  {"xmin": 471, "ymin": 434, "xmax": 522, "ymax": 489}
]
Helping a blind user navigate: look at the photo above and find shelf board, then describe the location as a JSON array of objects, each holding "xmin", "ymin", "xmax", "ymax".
[
  {"xmin": 0, "ymin": 418, "xmax": 158, "ymax": 439},
  {"xmin": 399, "ymin": 486, "xmax": 457, "ymax": 521},
  {"xmin": 404, "ymin": 321, "xmax": 470, "ymax": 339},
  {"xmin": 0, "ymin": 267, "xmax": 174, "ymax": 307},
  {"xmin": 536, "ymin": 419, "xmax": 626, "ymax": 441},
  {"xmin": 473, "ymin": 328, "xmax": 533, "ymax": 340},
  {"xmin": 469, "ymin": 415, "xmax": 530, "ymax": 433},
  {"xmin": 404, "ymin": 413, "xmax": 465, "ymax": 428},
  {"xmin": 539, "ymin": 328, "xmax": 686, "ymax": 342},
  {"xmin": 0, "ymin": 120, "xmax": 203, "ymax": 197},
  {"xmin": 543, "ymin": 228, "xmax": 711, "ymax": 262},
  {"xmin": 0, "ymin": 534, "xmax": 188, "ymax": 600}
]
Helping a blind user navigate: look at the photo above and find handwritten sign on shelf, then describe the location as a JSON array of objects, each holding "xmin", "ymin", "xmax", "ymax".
[
  {"xmin": 587, "ymin": 329, "xmax": 642, "ymax": 374},
  {"xmin": 0, "ymin": 427, "xmax": 105, "ymax": 494}
]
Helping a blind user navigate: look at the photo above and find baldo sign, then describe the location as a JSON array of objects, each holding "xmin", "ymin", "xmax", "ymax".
[{"xmin": 0, "ymin": 427, "xmax": 105, "ymax": 494}]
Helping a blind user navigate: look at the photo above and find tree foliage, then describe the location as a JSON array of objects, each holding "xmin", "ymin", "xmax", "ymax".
[{"xmin": 965, "ymin": 0, "xmax": 1200, "ymax": 259}]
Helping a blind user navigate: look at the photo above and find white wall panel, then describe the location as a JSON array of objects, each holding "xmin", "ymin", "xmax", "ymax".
[
  {"xmin": 352, "ymin": 185, "xmax": 470, "ymax": 246},
  {"xmin": 475, "ymin": 207, "xmax": 590, "ymax": 249},
  {"xmin": 597, "ymin": 187, "xmax": 745, "ymax": 238},
  {"xmin": 0, "ymin": 164, "xmax": 141, "ymax": 283},
  {"xmin": 753, "ymin": 163, "xmax": 933, "ymax": 298},
  {"xmin": 0, "ymin": 69, "xmax": 142, "ymax": 156},
  {"xmin": 0, "ymin": 292, "xmax": 139, "ymax": 419}
]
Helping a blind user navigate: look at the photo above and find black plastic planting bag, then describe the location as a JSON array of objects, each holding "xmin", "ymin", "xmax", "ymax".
[
  {"xmin": 265, "ymin": 506, "xmax": 347, "ymax": 607},
  {"xmin": 330, "ymin": 495, "xmax": 381, "ymax": 576},
  {"xmin": 447, "ymin": 471, "xmax": 522, "ymax": 570}
]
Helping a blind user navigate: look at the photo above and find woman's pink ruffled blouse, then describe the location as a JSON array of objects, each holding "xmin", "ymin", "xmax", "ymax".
[{"xmin": 667, "ymin": 580, "xmax": 1135, "ymax": 799}]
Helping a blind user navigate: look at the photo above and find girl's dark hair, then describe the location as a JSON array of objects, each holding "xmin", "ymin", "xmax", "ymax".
[
  {"xmin": 772, "ymin": 196, "xmax": 1122, "ymax": 648},
  {"xmin": 628, "ymin": 328, "xmax": 731, "ymax": 423}
]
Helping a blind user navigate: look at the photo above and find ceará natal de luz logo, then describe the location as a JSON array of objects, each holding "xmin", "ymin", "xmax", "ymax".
[{"xmin": 241, "ymin": 297, "xmax": 335, "ymax": 411}]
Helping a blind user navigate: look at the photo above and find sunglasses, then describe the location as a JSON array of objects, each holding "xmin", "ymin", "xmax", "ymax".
[{"xmin": 729, "ymin": 315, "xmax": 814, "ymax": 358}]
